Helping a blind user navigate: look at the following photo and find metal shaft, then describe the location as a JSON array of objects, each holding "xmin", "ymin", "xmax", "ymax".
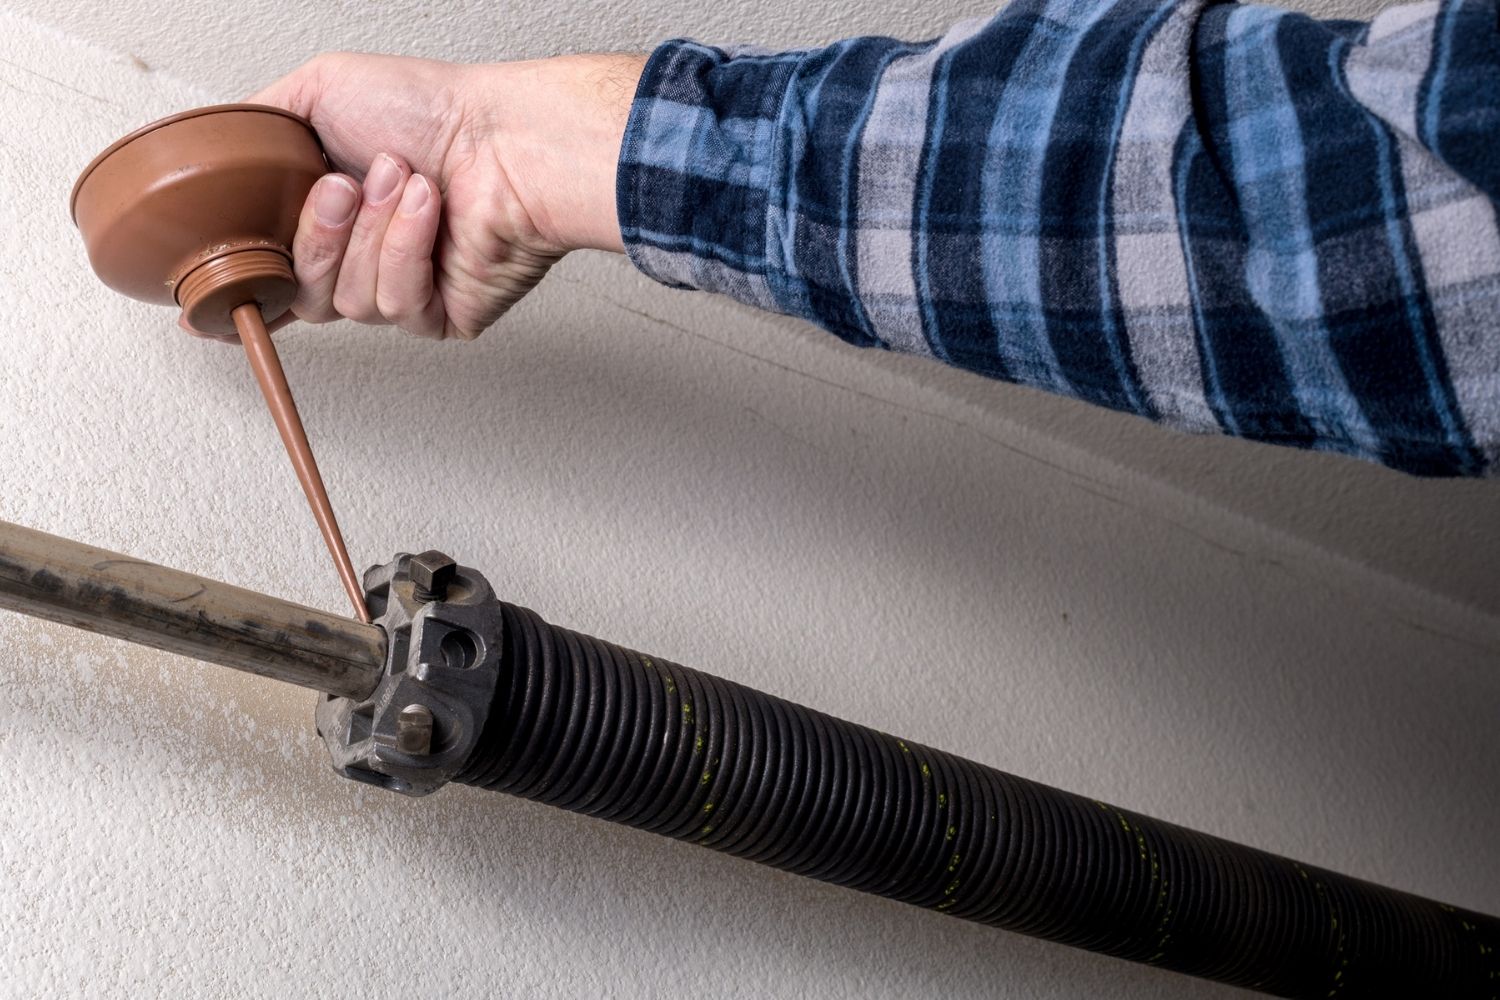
[{"xmin": 0, "ymin": 519, "xmax": 384, "ymax": 699}]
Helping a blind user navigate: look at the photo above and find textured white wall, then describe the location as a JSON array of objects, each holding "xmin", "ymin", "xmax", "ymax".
[{"xmin": 1, "ymin": 2, "xmax": 1497, "ymax": 998}]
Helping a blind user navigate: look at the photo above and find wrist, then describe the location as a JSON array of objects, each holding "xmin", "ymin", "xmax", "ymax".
[{"xmin": 474, "ymin": 53, "xmax": 646, "ymax": 255}]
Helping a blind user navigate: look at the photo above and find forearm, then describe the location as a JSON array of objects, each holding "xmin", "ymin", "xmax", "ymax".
[{"xmin": 608, "ymin": 1, "xmax": 1500, "ymax": 477}]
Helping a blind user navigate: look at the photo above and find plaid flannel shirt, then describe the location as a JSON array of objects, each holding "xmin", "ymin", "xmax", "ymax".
[{"xmin": 617, "ymin": 0, "xmax": 1500, "ymax": 477}]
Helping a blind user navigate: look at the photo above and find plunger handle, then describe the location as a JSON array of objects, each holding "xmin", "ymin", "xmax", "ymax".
[{"xmin": 232, "ymin": 303, "xmax": 371, "ymax": 623}]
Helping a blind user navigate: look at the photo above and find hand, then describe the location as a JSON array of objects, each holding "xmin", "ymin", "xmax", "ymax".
[{"xmin": 187, "ymin": 51, "xmax": 645, "ymax": 342}]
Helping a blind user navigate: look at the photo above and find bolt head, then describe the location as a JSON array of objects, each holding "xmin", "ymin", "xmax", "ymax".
[
  {"xmin": 408, "ymin": 550, "xmax": 457, "ymax": 600},
  {"xmin": 396, "ymin": 703, "xmax": 435, "ymax": 755}
]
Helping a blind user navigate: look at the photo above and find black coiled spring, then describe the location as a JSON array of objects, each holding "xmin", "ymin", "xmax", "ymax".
[{"xmin": 456, "ymin": 602, "xmax": 1500, "ymax": 997}]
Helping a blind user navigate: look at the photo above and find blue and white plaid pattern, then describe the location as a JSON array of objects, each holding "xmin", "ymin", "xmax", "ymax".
[{"xmin": 617, "ymin": 0, "xmax": 1500, "ymax": 476}]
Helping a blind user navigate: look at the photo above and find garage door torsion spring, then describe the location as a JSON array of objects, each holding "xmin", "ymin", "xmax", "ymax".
[{"xmin": 456, "ymin": 602, "xmax": 1500, "ymax": 998}]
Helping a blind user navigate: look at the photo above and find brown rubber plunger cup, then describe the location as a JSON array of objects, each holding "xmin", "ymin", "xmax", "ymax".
[{"xmin": 72, "ymin": 105, "xmax": 370, "ymax": 622}]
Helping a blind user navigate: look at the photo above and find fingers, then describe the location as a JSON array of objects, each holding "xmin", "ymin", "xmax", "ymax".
[
  {"xmin": 291, "ymin": 154, "xmax": 445, "ymax": 338},
  {"xmin": 290, "ymin": 173, "xmax": 360, "ymax": 323},
  {"xmin": 331, "ymin": 153, "xmax": 409, "ymax": 324},
  {"xmin": 177, "ymin": 150, "xmax": 448, "ymax": 341},
  {"xmin": 376, "ymin": 175, "xmax": 446, "ymax": 339}
]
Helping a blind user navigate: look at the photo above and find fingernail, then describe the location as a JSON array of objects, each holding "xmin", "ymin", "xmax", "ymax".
[
  {"xmin": 364, "ymin": 154, "xmax": 401, "ymax": 204},
  {"xmin": 398, "ymin": 175, "xmax": 431, "ymax": 217},
  {"xmin": 313, "ymin": 176, "xmax": 358, "ymax": 226}
]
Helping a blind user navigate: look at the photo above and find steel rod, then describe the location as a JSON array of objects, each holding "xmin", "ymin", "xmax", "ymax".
[{"xmin": 0, "ymin": 519, "xmax": 384, "ymax": 699}]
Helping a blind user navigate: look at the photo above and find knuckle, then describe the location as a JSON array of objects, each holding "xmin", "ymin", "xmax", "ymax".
[
  {"xmin": 373, "ymin": 288, "xmax": 407, "ymax": 323},
  {"xmin": 330, "ymin": 289, "xmax": 366, "ymax": 322},
  {"xmin": 305, "ymin": 51, "xmax": 351, "ymax": 80},
  {"xmin": 293, "ymin": 232, "xmax": 344, "ymax": 274},
  {"xmin": 380, "ymin": 240, "xmax": 426, "ymax": 273},
  {"xmin": 256, "ymin": 56, "xmax": 335, "ymax": 115},
  {"xmin": 291, "ymin": 270, "xmax": 340, "ymax": 321},
  {"xmin": 293, "ymin": 257, "xmax": 337, "ymax": 295}
]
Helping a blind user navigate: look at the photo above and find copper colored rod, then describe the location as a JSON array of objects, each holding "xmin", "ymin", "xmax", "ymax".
[{"xmin": 232, "ymin": 303, "xmax": 370, "ymax": 623}]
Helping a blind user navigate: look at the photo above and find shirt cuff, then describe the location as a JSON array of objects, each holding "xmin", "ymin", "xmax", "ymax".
[{"xmin": 616, "ymin": 39, "xmax": 799, "ymax": 314}]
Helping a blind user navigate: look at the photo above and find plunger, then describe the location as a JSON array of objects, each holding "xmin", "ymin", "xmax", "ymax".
[{"xmin": 71, "ymin": 105, "xmax": 369, "ymax": 623}]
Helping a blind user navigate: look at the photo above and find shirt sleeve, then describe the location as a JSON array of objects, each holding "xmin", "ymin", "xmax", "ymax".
[{"xmin": 616, "ymin": 0, "xmax": 1500, "ymax": 477}]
